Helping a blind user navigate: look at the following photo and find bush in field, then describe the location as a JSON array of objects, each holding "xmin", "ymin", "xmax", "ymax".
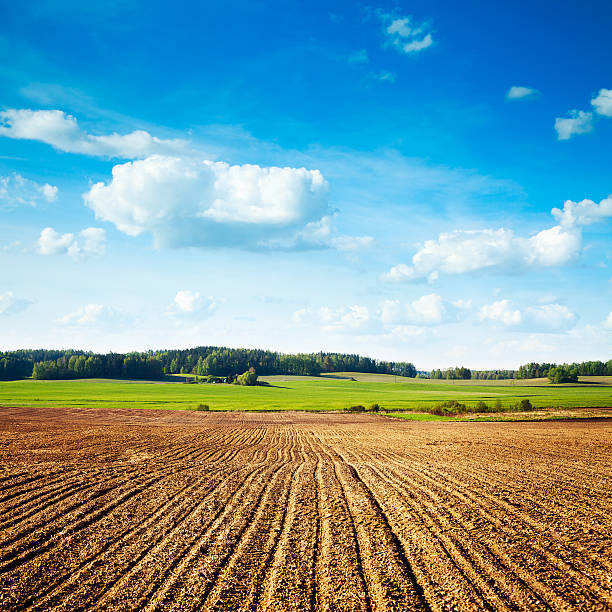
[
  {"xmin": 430, "ymin": 400, "xmax": 467, "ymax": 416},
  {"xmin": 475, "ymin": 401, "xmax": 490, "ymax": 412},
  {"xmin": 195, "ymin": 403, "xmax": 210, "ymax": 411},
  {"xmin": 516, "ymin": 398, "xmax": 533, "ymax": 411},
  {"xmin": 368, "ymin": 403, "xmax": 381, "ymax": 412},
  {"xmin": 236, "ymin": 368, "xmax": 258, "ymax": 386},
  {"xmin": 345, "ymin": 404, "xmax": 366, "ymax": 412},
  {"xmin": 494, "ymin": 398, "xmax": 503, "ymax": 411},
  {"xmin": 547, "ymin": 366, "xmax": 578, "ymax": 384}
]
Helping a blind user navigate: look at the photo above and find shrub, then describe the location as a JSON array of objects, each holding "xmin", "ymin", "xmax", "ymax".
[
  {"xmin": 195, "ymin": 403, "xmax": 210, "ymax": 411},
  {"xmin": 517, "ymin": 398, "xmax": 533, "ymax": 411},
  {"xmin": 430, "ymin": 400, "xmax": 467, "ymax": 416},
  {"xmin": 236, "ymin": 369, "xmax": 258, "ymax": 386},
  {"xmin": 475, "ymin": 401, "xmax": 489, "ymax": 412},
  {"xmin": 345, "ymin": 404, "xmax": 366, "ymax": 412},
  {"xmin": 368, "ymin": 403, "xmax": 381, "ymax": 412}
]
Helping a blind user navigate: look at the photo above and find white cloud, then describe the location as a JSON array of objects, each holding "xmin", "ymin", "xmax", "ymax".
[
  {"xmin": 554, "ymin": 110, "xmax": 593, "ymax": 140},
  {"xmin": 0, "ymin": 291, "xmax": 31, "ymax": 316},
  {"xmin": 526, "ymin": 304, "xmax": 576, "ymax": 329},
  {"xmin": 37, "ymin": 227, "xmax": 106, "ymax": 260},
  {"xmin": 383, "ymin": 224, "xmax": 581, "ymax": 282},
  {"xmin": 479, "ymin": 300, "xmax": 576, "ymax": 331},
  {"xmin": 58, "ymin": 303, "xmax": 127, "ymax": 326},
  {"xmin": 375, "ymin": 71, "xmax": 396, "ymax": 83},
  {"xmin": 591, "ymin": 88, "xmax": 612, "ymax": 117},
  {"xmin": 83, "ymin": 155, "xmax": 368, "ymax": 251},
  {"xmin": 380, "ymin": 294, "xmax": 469, "ymax": 326},
  {"xmin": 383, "ymin": 15, "xmax": 433, "ymax": 55},
  {"xmin": 479, "ymin": 300, "xmax": 524, "ymax": 326},
  {"xmin": 603, "ymin": 312, "xmax": 612, "ymax": 330},
  {"xmin": 0, "ymin": 109, "xmax": 186, "ymax": 158},
  {"xmin": 167, "ymin": 290, "xmax": 218, "ymax": 317},
  {"xmin": 293, "ymin": 305, "xmax": 370, "ymax": 331},
  {"xmin": 506, "ymin": 86, "xmax": 539, "ymax": 100},
  {"xmin": 0, "ymin": 173, "xmax": 58, "ymax": 208},
  {"xmin": 552, "ymin": 195, "xmax": 612, "ymax": 227}
]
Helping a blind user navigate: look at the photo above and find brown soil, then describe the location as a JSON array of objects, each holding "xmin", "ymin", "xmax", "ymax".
[{"xmin": 1, "ymin": 405, "xmax": 611, "ymax": 611}]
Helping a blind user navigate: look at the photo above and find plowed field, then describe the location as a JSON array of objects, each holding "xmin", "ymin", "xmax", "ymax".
[{"xmin": 1, "ymin": 406, "xmax": 611, "ymax": 611}]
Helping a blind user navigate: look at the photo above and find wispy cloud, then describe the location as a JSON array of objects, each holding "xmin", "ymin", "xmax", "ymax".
[
  {"xmin": 381, "ymin": 14, "xmax": 434, "ymax": 55},
  {"xmin": 506, "ymin": 86, "xmax": 539, "ymax": 100},
  {"xmin": 348, "ymin": 49, "xmax": 369, "ymax": 64},
  {"xmin": 58, "ymin": 303, "xmax": 129, "ymax": 327},
  {"xmin": 0, "ymin": 108, "xmax": 187, "ymax": 158},
  {"xmin": 0, "ymin": 173, "xmax": 57, "ymax": 208},
  {"xmin": 479, "ymin": 300, "xmax": 577, "ymax": 332},
  {"xmin": 380, "ymin": 294, "xmax": 470, "ymax": 326},
  {"xmin": 0, "ymin": 291, "xmax": 31, "ymax": 316}
]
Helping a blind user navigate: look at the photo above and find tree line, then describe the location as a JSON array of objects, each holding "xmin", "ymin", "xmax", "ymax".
[
  {"xmin": 0, "ymin": 347, "xmax": 416, "ymax": 380},
  {"xmin": 516, "ymin": 360, "xmax": 612, "ymax": 380},
  {"xmin": 429, "ymin": 367, "xmax": 472, "ymax": 380}
]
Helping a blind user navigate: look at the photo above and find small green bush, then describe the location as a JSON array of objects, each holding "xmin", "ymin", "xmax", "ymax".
[
  {"xmin": 517, "ymin": 398, "xmax": 533, "ymax": 411},
  {"xmin": 430, "ymin": 400, "xmax": 467, "ymax": 416},
  {"xmin": 345, "ymin": 404, "xmax": 366, "ymax": 412},
  {"xmin": 195, "ymin": 403, "xmax": 210, "ymax": 411},
  {"xmin": 368, "ymin": 403, "xmax": 381, "ymax": 412},
  {"xmin": 475, "ymin": 400, "xmax": 489, "ymax": 412}
]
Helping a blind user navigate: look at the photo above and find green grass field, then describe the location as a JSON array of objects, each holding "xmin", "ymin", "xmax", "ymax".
[{"xmin": 0, "ymin": 373, "xmax": 610, "ymax": 413}]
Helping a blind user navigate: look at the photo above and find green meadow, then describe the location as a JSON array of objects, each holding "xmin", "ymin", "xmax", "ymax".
[{"xmin": 0, "ymin": 372, "xmax": 610, "ymax": 413}]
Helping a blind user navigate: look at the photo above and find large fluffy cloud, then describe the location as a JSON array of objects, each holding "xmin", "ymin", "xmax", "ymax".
[
  {"xmin": 383, "ymin": 194, "xmax": 612, "ymax": 283},
  {"xmin": 0, "ymin": 109, "xmax": 186, "ymax": 158},
  {"xmin": 383, "ymin": 226, "xmax": 580, "ymax": 282},
  {"xmin": 37, "ymin": 227, "xmax": 106, "ymax": 260},
  {"xmin": 0, "ymin": 173, "xmax": 57, "ymax": 208},
  {"xmin": 83, "ymin": 155, "xmax": 368, "ymax": 250}
]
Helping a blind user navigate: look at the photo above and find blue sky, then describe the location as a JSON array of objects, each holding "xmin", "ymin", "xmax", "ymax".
[{"xmin": 1, "ymin": 0, "xmax": 611, "ymax": 369}]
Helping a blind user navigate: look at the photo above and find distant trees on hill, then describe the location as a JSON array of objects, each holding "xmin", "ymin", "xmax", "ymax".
[
  {"xmin": 472, "ymin": 369, "xmax": 517, "ymax": 380},
  {"xmin": 31, "ymin": 354, "xmax": 162, "ymax": 380},
  {"xmin": 516, "ymin": 360, "xmax": 612, "ymax": 379},
  {"xmin": 430, "ymin": 367, "xmax": 472, "ymax": 380}
]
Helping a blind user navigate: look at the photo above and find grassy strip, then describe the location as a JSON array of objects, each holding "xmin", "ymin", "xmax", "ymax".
[{"xmin": 0, "ymin": 376, "xmax": 610, "ymax": 413}]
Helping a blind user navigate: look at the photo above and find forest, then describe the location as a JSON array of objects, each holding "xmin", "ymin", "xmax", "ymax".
[{"xmin": 0, "ymin": 347, "xmax": 416, "ymax": 380}]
